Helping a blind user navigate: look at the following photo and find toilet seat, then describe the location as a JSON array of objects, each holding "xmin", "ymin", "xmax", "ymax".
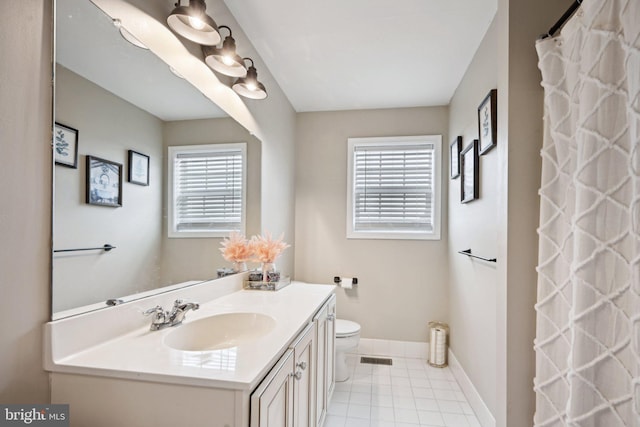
[{"xmin": 336, "ymin": 319, "xmax": 361, "ymax": 338}]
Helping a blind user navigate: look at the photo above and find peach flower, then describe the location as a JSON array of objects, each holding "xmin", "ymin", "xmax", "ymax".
[
  {"xmin": 219, "ymin": 231, "xmax": 253, "ymax": 263},
  {"xmin": 250, "ymin": 232, "xmax": 290, "ymax": 263}
]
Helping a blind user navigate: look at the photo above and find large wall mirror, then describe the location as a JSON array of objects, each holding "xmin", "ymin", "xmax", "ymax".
[{"xmin": 53, "ymin": 0, "xmax": 262, "ymax": 319}]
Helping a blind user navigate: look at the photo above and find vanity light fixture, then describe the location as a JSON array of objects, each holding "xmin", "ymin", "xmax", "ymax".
[
  {"xmin": 202, "ymin": 26, "xmax": 247, "ymax": 77},
  {"xmin": 232, "ymin": 58, "xmax": 267, "ymax": 100},
  {"xmin": 167, "ymin": 0, "xmax": 221, "ymax": 46},
  {"xmin": 113, "ymin": 19, "xmax": 148, "ymax": 50}
]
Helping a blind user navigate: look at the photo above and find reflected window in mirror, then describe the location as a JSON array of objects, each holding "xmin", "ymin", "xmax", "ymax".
[{"xmin": 168, "ymin": 143, "xmax": 247, "ymax": 238}]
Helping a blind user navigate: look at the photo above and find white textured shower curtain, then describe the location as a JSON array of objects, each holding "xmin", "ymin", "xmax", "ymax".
[{"xmin": 534, "ymin": 0, "xmax": 640, "ymax": 426}]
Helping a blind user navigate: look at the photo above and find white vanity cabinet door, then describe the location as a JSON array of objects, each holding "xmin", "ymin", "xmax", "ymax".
[
  {"xmin": 313, "ymin": 294, "xmax": 336, "ymax": 427},
  {"xmin": 251, "ymin": 349, "xmax": 295, "ymax": 427},
  {"xmin": 291, "ymin": 323, "xmax": 316, "ymax": 427},
  {"xmin": 326, "ymin": 296, "xmax": 336, "ymax": 400}
]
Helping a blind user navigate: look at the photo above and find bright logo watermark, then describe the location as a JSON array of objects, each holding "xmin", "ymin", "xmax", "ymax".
[{"xmin": 0, "ymin": 405, "xmax": 68, "ymax": 426}]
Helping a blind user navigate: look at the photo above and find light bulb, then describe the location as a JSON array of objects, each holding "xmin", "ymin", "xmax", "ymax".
[
  {"xmin": 188, "ymin": 16, "xmax": 205, "ymax": 30},
  {"xmin": 222, "ymin": 55, "xmax": 235, "ymax": 66},
  {"xmin": 246, "ymin": 81, "xmax": 257, "ymax": 91}
]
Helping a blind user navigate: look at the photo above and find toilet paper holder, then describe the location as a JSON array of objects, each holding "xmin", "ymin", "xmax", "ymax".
[{"xmin": 333, "ymin": 276, "xmax": 358, "ymax": 286}]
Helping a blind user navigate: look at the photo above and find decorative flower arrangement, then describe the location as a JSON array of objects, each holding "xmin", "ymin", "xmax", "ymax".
[
  {"xmin": 220, "ymin": 231, "xmax": 290, "ymax": 282},
  {"xmin": 219, "ymin": 232, "xmax": 252, "ymax": 266},
  {"xmin": 249, "ymin": 231, "xmax": 290, "ymax": 264}
]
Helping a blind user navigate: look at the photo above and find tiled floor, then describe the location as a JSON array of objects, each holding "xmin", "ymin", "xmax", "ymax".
[{"xmin": 324, "ymin": 354, "xmax": 480, "ymax": 427}]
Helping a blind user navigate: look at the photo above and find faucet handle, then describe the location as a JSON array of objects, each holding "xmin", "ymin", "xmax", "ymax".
[{"xmin": 143, "ymin": 305, "xmax": 164, "ymax": 316}]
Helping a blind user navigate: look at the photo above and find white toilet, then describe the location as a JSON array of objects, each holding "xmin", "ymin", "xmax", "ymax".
[{"xmin": 335, "ymin": 319, "xmax": 361, "ymax": 382}]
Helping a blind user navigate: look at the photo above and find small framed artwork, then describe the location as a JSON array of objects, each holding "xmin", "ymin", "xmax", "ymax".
[
  {"xmin": 86, "ymin": 155, "xmax": 122, "ymax": 207},
  {"xmin": 128, "ymin": 150, "xmax": 150, "ymax": 186},
  {"xmin": 450, "ymin": 136, "xmax": 463, "ymax": 179},
  {"xmin": 478, "ymin": 89, "xmax": 497, "ymax": 155},
  {"xmin": 460, "ymin": 140, "xmax": 479, "ymax": 203},
  {"xmin": 54, "ymin": 122, "xmax": 79, "ymax": 168}
]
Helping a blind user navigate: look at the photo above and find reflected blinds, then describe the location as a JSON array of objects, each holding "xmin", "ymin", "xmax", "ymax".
[
  {"xmin": 352, "ymin": 143, "xmax": 434, "ymax": 233},
  {"xmin": 173, "ymin": 147, "xmax": 244, "ymax": 233}
]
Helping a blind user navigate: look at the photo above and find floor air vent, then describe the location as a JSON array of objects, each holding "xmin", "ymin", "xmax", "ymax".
[{"xmin": 360, "ymin": 356, "xmax": 393, "ymax": 366}]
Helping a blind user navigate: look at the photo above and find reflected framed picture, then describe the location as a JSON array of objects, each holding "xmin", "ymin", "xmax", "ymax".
[
  {"xmin": 86, "ymin": 155, "xmax": 122, "ymax": 207},
  {"xmin": 478, "ymin": 89, "xmax": 497, "ymax": 155},
  {"xmin": 460, "ymin": 140, "xmax": 479, "ymax": 203},
  {"xmin": 128, "ymin": 150, "xmax": 149, "ymax": 186},
  {"xmin": 54, "ymin": 122, "xmax": 79, "ymax": 168},
  {"xmin": 450, "ymin": 136, "xmax": 462, "ymax": 179}
]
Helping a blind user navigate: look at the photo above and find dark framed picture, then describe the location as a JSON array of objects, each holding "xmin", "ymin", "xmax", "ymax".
[
  {"xmin": 86, "ymin": 156, "xmax": 122, "ymax": 207},
  {"xmin": 461, "ymin": 140, "xmax": 479, "ymax": 203},
  {"xmin": 478, "ymin": 89, "xmax": 497, "ymax": 155},
  {"xmin": 54, "ymin": 122, "xmax": 79, "ymax": 168},
  {"xmin": 450, "ymin": 136, "xmax": 463, "ymax": 179},
  {"xmin": 128, "ymin": 150, "xmax": 149, "ymax": 186}
]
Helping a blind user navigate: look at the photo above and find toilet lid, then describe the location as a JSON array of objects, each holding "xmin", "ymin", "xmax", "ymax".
[{"xmin": 336, "ymin": 319, "xmax": 361, "ymax": 337}]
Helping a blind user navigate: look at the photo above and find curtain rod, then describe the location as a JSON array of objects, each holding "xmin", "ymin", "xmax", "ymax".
[{"xmin": 540, "ymin": 0, "xmax": 582, "ymax": 40}]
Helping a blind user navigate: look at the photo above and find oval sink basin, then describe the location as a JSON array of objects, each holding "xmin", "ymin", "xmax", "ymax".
[{"xmin": 163, "ymin": 312, "xmax": 276, "ymax": 351}]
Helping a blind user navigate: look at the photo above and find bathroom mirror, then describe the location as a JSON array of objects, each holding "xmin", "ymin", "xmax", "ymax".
[{"xmin": 53, "ymin": 0, "xmax": 261, "ymax": 318}]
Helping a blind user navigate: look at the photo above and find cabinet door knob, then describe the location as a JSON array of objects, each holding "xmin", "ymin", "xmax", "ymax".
[
  {"xmin": 327, "ymin": 313, "xmax": 335, "ymax": 321},
  {"xmin": 296, "ymin": 361, "xmax": 307, "ymax": 371},
  {"xmin": 294, "ymin": 370, "xmax": 303, "ymax": 380}
]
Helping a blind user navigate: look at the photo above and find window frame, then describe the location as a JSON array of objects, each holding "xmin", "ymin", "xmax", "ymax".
[
  {"xmin": 346, "ymin": 135, "xmax": 442, "ymax": 241},
  {"xmin": 167, "ymin": 143, "xmax": 247, "ymax": 238}
]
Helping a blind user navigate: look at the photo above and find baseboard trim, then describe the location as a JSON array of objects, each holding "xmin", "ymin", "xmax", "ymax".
[{"xmin": 448, "ymin": 349, "xmax": 496, "ymax": 427}]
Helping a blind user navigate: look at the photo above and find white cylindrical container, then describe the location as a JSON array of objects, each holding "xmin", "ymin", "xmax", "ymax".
[{"xmin": 428, "ymin": 321, "xmax": 449, "ymax": 367}]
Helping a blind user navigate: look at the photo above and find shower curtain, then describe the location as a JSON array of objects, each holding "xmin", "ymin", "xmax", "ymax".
[{"xmin": 534, "ymin": 0, "xmax": 640, "ymax": 426}]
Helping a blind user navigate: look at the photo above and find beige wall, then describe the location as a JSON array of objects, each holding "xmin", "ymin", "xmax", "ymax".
[
  {"xmin": 162, "ymin": 118, "xmax": 262, "ymax": 282},
  {"xmin": 447, "ymin": 1, "xmax": 574, "ymax": 425},
  {"xmin": 494, "ymin": 1, "xmax": 574, "ymax": 426},
  {"xmin": 54, "ymin": 65, "xmax": 164, "ymax": 312},
  {"xmin": 0, "ymin": 0, "xmax": 52, "ymax": 402},
  {"xmin": 294, "ymin": 107, "xmax": 449, "ymax": 342},
  {"xmin": 448, "ymin": 17, "xmax": 499, "ymax": 415}
]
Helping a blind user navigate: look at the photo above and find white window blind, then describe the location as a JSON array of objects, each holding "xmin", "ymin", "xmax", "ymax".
[
  {"xmin": 347, "ymin": 136, "xmax": 441, "ymax": 240},
  {"xmin": 168, "ymin": 144, "xmax": 246, "ymax": 237}
]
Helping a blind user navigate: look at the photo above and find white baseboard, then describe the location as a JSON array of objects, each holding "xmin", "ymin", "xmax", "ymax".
[
  {"xmin": 448, "ymin": 349, "xmax": 496, "ymax": 427},
  {"xmin": 354, "ymin": 338, "xmax": 429, "ymax": 359}
]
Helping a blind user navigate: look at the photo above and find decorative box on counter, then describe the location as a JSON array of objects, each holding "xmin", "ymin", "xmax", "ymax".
[
  {"xmin": 216, "ymin": 268, "xmax": 236, "ymax": 278},
  {"xmin": 244, "ymin": 276, "xmax": 291, "ymax": 291}
]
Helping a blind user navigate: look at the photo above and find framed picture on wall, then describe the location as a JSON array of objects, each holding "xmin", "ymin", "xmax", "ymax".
[
  {"xmin": 450, "ymin": 136, "xmax": 462, "ymax": 179},
  {"xmin": 54, "ymin": 122, "xmax": 79, "ymax": 168},
  {"xmin": 478, "ymin": 89, "xmax": 497, "ymax": 155},
  {"xmin": 128, "ymin": 150, "xmax": 150, "ymax": 186},
  {"xmin": 86, "ymin": 155, "xmax": 122, "ymax": 207},
  {"xmin": 460, "ymin": 140, "xmax": 479, "ymax": 203}
]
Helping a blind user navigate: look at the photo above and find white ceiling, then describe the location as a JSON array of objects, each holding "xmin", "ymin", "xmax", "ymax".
[
  {"xmin": 57, "ymin": 0, "xmax": 227, "ymax": 121},
  {"xmin": 58, "ymin": 0, "xmax": 497, "ymax": 119},
  {"xmin": 224, "ymin": 0, "xmax": 498, "ymax": 112}
]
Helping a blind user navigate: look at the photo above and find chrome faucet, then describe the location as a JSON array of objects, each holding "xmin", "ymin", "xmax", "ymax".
[{"xmin": 143, "ymin": 299, "xmax": 200, "ymax": 331}]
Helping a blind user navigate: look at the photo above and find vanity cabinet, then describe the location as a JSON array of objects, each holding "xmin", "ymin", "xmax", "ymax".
[
  {"xmin": 47, "ymin": 282, "xmax": 336, "ymax": 427},
  {"xmin": 250, "ymin": 294, "xmax": 335, "ymax": 427},
  {"xmin": 313, "ymin": 295, "xmax": 336, "ymax": 427},
  {"xmin": 250, "ymin": 322, "xmax": 316, "ymax": 427},
  {"xmin": 292, "ymin": 323, "xmax": 315, "ymax": 427},
  {"xmin": 250, "ymin": 349, "xmax": 295, "ymax": 427}
]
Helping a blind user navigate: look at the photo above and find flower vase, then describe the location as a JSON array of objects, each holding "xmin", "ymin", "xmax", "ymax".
[
  {"xmin": 232, "ymin": 261, "xmax": 247, "ymax": 273},
  {"xmin": 261, "ymin": 262, "xmax": 280, "ymax": 282}
]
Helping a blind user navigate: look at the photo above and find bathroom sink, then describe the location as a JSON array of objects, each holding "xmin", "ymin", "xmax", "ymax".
[{"xmin": 163, "ymin": 312, "xmax": 276, "ymax": 351}]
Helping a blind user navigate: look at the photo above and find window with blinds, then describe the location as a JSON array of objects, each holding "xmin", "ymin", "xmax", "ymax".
[
  {"xmin": 347, "ymin": 136, "xmax": 441, "ymax": 240},
  {"xmin": 168, "ymin": 143, "xmax": 246, "ymax": 237}
]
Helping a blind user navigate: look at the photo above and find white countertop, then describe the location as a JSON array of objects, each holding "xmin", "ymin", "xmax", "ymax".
[{"xmin": 47, "ymin": 282, "xmax": 335, "ymax": 391}]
